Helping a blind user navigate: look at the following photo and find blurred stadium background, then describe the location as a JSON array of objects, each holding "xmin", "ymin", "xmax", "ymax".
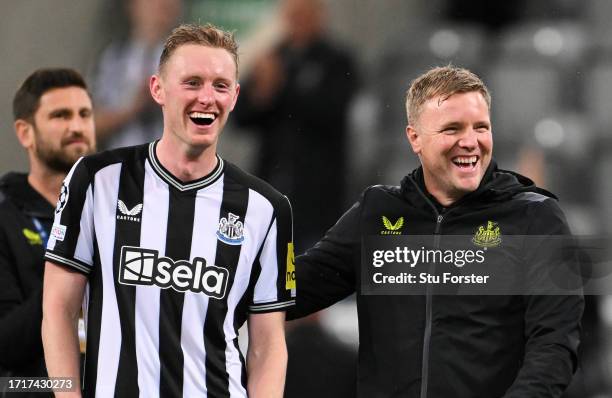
[{"xmin": 1, "ymin": 0, "xmax": 611, "ymax": 396}]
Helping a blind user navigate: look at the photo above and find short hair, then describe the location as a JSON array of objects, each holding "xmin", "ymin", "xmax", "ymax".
[
  {"xmin": 13, "ymin": 68, "xmax": 88, "ymax": 121},
  {"xmin": 159, "ymin": 23, "xmax": 239, "ymax": 76},
  {"xmin": 406, "ymin": 65, "xmax": 491, "ymax": 125}
]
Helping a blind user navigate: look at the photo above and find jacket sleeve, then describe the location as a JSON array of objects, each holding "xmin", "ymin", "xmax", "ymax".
[
  {"xmin": 503, "ymin": 199, "xmax": 584, "ymax": 397},
  {"xmin": 0, "ymin": 228, "xmax": 44, "ymax": 368},
  {"xmin": 287, "ymin": 194, "xmax": 362, "ymax": 320}
]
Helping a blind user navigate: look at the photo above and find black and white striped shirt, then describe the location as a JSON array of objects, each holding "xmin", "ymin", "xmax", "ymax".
[{"xmin": 45, "ymin": 141, "xmax": 296, "ymax": 397}]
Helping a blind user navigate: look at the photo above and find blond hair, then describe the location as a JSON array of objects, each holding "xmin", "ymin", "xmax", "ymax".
[
  {"xmin": 159, "ymin": 23, "xmax": 239, "ymax": 76},
  {"xmin": 406, "ymin": 66, "xmax": 491, "ymax": 125}
]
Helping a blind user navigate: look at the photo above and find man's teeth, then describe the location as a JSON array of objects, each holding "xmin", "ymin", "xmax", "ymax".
[
  {"xmin": 189, "ymin": 112, "xmax": 215, "ymax": 120},
  {"xmin": 453, "ymin": 156, "xmax": 478, "ymax": 165}
]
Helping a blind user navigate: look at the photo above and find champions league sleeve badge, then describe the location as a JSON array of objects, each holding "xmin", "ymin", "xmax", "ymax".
[{"xmin": 55, "ymin": 182, "xmax": 69, "ymax": 214}]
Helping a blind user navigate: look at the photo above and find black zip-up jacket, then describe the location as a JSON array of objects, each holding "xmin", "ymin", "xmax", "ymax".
[
  {"xmin": 0, "ymin": 172, "xmax": 53, "ymax": 392},
  {"xmin": 290, "ymin": 162, "xmax": 583, "ymax": 397}
]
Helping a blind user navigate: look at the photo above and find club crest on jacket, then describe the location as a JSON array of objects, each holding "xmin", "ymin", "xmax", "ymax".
[{"xmin": 472, "ymin": 221, "xmax": 502, "ymax": 248}]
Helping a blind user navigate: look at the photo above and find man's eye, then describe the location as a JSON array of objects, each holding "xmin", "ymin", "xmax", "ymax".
[
  {"xmin": 185, "ymin": 80, "xmax": 200, "ymax": 87},
  {"xmin": 442, "ymin": 127, "xmax": 458, "ymax": 134}
]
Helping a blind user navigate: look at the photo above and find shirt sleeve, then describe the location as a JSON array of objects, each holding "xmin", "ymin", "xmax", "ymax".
[
  {"xmin": 44, "ymin": 157, "xmax": 96, "ymax": 275},
  {"xmin": 249, "ymin": 195, "xmax": 295, "ymax": 313}
]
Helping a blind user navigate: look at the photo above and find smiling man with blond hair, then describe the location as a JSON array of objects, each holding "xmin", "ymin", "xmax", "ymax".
[
  {"xmin": 290, "ymin": 65, "xmax": 583, "ymax": 397},
  {"xmin": 43, "ymin": 24, "xmax": 294, "ymax": 398}
]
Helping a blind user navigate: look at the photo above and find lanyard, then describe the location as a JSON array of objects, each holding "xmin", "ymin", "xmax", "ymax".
[{"xmin": 31, "ymin": 217, "xmax": 49, "ymax": 248}]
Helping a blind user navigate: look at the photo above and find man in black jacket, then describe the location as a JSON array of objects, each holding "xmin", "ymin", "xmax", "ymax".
[
  {"xmin": 290, "ymin": 66, "xmax": 583, "ymax": 397},
  {"xmin": 0, "ymin": 69, "xmax": 95, "ymax": 393}
]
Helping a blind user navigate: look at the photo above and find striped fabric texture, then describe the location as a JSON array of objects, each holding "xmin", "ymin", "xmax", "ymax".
[{"xmin": 46, "ymin": 141, "xmax": 295, "ymax": 397}]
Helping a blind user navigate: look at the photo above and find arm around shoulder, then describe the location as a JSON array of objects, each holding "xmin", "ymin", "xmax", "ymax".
[{"xmin": 288, "ymin": 196, "xmax": 362, "ymax": 320}]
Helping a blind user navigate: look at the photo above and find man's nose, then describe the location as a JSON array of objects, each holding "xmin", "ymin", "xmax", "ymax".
[
  {"xmin": 69, "ymin": 116, "xmax": 86, "ymax": 133},
  {"xmin": 458, "ymin": 128, "xmax": 478, "ymax": 149},
  {"xmin": 198, "ymin": 84, "xmax": 215, "ymax": 104}
]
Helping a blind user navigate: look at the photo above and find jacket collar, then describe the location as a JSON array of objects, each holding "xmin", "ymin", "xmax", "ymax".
[
  {"xmin": 400, "ymin": 159, "xmax": 556, "ymax": 210},
  {"xmin": 0, "ymin": 172, "xmax": 55, "ymax": 218}
]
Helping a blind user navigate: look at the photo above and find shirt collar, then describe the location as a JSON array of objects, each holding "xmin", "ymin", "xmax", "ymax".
[{"xmin": 146, "ymin": 140, "xmax": 224, "ymax": 192}]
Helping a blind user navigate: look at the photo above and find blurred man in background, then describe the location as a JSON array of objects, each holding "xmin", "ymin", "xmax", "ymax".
[
  {"xmin": 0, "ymin": 68, "xmax": 95, "ymax": 395},
  {"xmin": 234, "ymin": 0, "xmax": 358, "ymax": 251},
  {"xmin": 91, "ymin": 0, "xmax": 182, "ymax": 149}
]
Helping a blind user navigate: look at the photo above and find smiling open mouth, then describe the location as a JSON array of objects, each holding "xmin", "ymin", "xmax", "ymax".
[
  {"xmin": 189, "ymin": 112, "xmax": 216, "ymax": 126},
  {"xmin": 452, "ymin": 155, "xmax": 478, "ymax": 169}
]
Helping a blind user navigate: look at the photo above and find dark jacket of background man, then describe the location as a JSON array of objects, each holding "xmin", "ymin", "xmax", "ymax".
[{"xmin": 0, "ymin": 173, "xmax": 54, "ymax": 394}]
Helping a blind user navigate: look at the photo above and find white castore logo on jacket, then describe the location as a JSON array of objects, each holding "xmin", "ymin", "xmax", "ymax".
[{"xmin": 117, "ymin": 199, "xmax": 143, "ymax": 222}]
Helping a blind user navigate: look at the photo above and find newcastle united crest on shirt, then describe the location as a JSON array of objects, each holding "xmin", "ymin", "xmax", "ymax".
[{"xmin": 217, "ymin": 212, "xmax": 244, "ymax": 245}]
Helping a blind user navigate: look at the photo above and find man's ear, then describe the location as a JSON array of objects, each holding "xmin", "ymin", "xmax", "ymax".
[
  {"xmin": 229, "ymin": 83, "xmax": 240, "ymax": 112},
  {"xmin": 14, "ymin": 119, "xmax": 34, "ymax": 150},
  {"xmin": 150, "ymin": 74, "xmax": 164, "ymax": 106},
  {"xmin": 406, "ymin": 124, "xmax": 421, "ymax": 155}
]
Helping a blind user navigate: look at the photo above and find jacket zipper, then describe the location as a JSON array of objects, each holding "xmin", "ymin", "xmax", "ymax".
[
  {"xmin": 407, "ymin": 178, "xmax": 458, "ymax": 398},
  {"xmin": 419, "ymin": 212, "xmax": 444, "ymax": 398}
]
